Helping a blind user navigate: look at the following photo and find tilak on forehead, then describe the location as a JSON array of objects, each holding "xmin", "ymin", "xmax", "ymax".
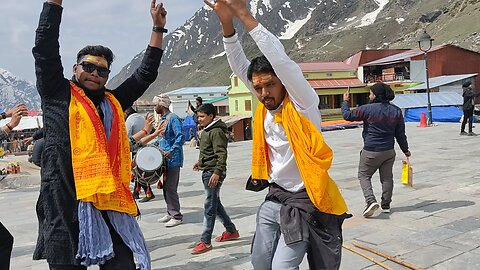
[
  {"xmin": 253, "ymin": 74, "xmax": 273, "ymax": 85},
  {"xmin": 82, "ymin": 55, "xmax": 109, "ymax": 68}
]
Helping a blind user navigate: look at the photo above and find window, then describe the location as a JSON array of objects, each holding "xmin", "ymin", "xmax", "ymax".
[
  {"xmin": 234, "ymin": 76, "xmax": 239, "ymax": 87},
  {"xmin": 176, "ymin": 96, "xmax": 182, "ymax": 99},
  {"xmin": 326, "ymin": 73, "xmax": 333, "ymax": 77},
  {"xmin": 245, "ymin": 100, "xmax": 252, "ymax": 111},
  {"xmin": 209, "ymin": 94, "xmax": 214, "ymax": 96},
  {"xmin": 235, "ymin": 100, "xmax": 239, "ymax": 111},
  {"xmin": 193, "ymin": 94, "xmax": 198, "ymax": 97}
]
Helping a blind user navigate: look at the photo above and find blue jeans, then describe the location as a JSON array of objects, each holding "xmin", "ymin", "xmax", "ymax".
[
  {"xmin": 200, "ymin": 171, "xmax": 236, "ymax": 244},
  {"xmin": 251, "ymin": 200, "xmax": 309, "ymax": 270}
]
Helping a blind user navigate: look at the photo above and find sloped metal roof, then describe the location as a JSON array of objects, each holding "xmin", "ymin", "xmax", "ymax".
[
  {"xmin": 298, "ymin": 62, "xmax": 355, "ymax": 72},
  {"xmin": 363, "ymin": 45, "xmax": 446, "ymax": 66},
  {"xmin": 407, "ymin": 74, "xmax": 477, "ymax": 90},
  {"xmin": 391, "ymin": 92, "xmax": 463, "ymax": 109},
  {"xmin": 165, "ymin": 86, "xmax": 229, "ymax": 96},
  {"xmin": 308, "ymin": 78, "xmax": 366, "ymax": 89}
]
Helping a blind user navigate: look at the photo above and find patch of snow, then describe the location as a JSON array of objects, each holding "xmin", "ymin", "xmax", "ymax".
[
  {"xmin": 355, "ymin": 0, "xmax": 389, "ymax": 28},
  {"xmin": 385, "ymin": 17, "xmax": 391, "ymax": 20},
  {"xmin": 210, "ymin": 51, "xmax": 226, "ymax": 59},
  {"xmin": 346, "ymin": 16, "xmax": 357, "ymax": 22},
  {"xmin": 395, "ymin": 18, "xmax": 405, "ymax": 24},
  {"xmin": 328, "ymin": 26, "xmax": 335, "ymax": 30},
  {"xmin": 279, "ymin": 7, "xmax": 316, "ymax": 40},
  {"xmin": 172, "ymin": 61, "xmax": 191, "ymax": 68},
  {"xmin": 321, "ymin": 39, "xmax": 332, "ymax": 48}
]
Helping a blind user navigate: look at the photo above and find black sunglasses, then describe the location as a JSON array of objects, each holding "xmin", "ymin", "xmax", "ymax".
[{"xmin": 79, "ymin": 62, "xmax": 111, "ymax": 78}]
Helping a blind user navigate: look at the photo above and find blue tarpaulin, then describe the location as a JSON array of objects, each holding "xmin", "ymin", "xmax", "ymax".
[
  {"xmin": 182, "ymin": 115, "xmax": 197, "ymax": 141},
  {"xmin": 404, "ymin": 106, "xmax": 475, "ymax": 123}
]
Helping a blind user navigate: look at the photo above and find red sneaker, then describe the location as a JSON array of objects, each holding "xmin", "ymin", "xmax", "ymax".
[
  {"xmin": 215, "ymin": 230, "xmax": 240, "ymax": 242},
  {"xmin": 191, "ymin": 241, "xmax": 212, "ymax": 255}
]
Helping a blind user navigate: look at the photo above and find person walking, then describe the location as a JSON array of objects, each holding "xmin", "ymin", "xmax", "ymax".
[
  {"xmin": 32, "ymin": 1, "xmax": 167, "ymax": 269},
  {"xmin": 205, "ymin": 1, "xmax": 350, "ymax": 269},
  {"xmin": 152, "ymin": 95, "xmax": 185, "ymax": 227},
  {"xmin": 342, "ymin": 82, "xmax": 411, "ymax": 217},
  {"xmin": 191, "ymin": 104, "xmax": 239, "ymax": 254},
  {"xmin": 460, "ymin": 81, "xmax": 479, "ymax": 136}
]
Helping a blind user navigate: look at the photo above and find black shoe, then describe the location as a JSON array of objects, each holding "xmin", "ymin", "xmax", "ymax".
[
  {"xmin": 467, "ymin": 132, "xmax": 478, "ymax": 136},
  {"xmin": 381, "ymin": 204, "xmax": 390, "ymax": 213},
  {"xmin": 132, "ymin": 191, "xmax": 140, "ymax": 200},
  {"xmin": 363, "ymin": 202, "xmax": 379, "ymax": 218},
  {"xmin": 460, "ymin": 131, "xmax": 468, "ymax": 136},
  {"xmin": 139, "ymin": 193, "xmax": 155, "ymax": 203}
]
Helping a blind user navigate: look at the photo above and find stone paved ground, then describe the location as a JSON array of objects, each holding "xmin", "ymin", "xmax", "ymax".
[{"xmin": 1, "ymin": 123, "xmax": 479, "ymax": 269}]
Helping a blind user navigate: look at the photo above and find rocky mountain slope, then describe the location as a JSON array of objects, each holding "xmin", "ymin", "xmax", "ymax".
[
  {"xmin": 0, "ymin": 68, "xmax": 41, "ymax": 111},
  {"xmin": 108, "ymin": 0, "xmax": 480, "ymax": 100}
]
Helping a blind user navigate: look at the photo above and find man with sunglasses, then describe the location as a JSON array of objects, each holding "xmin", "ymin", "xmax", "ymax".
[{"xmin": 32, "ymin": 1, "xmax": 167, "ymax": 269}]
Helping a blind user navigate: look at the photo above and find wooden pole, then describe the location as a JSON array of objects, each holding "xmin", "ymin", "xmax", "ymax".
[
  {"xmin": 342, "ymin": 244, "xmax": 394, "ymax": 270},
  {"xmin": 352, "ymin": 242, "xmax": 424, "ymax": 270}
]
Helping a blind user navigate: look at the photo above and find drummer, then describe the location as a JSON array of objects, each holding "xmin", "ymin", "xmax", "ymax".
[
  {"xmin": 133, "ymin": 95, "xmax": 185, "ymax": 228},
  {"xmin": 125, "ymin": 107, "xmax": 156, "ymax": 202},
  {"xmin": 152, "ymin": 95, "xmax": 185, "ymax": 227}
]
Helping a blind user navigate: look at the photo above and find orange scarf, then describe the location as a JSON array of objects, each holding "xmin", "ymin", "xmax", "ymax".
[
  {"xmin": 69, "ymin": 82, "xmax": 137, "ymax": 215},
  {"xmin": 252, "ymin": 95, "xmax": 348, "ymax": 215}
]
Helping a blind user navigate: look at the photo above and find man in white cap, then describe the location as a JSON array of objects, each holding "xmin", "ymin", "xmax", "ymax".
[{"xmin": 152, "ymin": 94, "xmax": 185, "ymax": 227}]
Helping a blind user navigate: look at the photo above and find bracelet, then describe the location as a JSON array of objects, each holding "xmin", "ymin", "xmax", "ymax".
[
  {"xmin": 152, "ymin": 26, "xmax": 168, "ymax": 33},
  {"xmin": 142, "ymin": 129, "xmax": 148, "ymax": 134},
  {"xmin": 5, "ymin": 123, "xmax": 13, "ymax": 131},
  {"xmin": 224, "ymin": 30, "xmax": 236, "ymax": 38}
]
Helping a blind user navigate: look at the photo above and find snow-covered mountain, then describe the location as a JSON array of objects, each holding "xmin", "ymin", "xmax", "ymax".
[
  {"xmin": 108, "ymin": 0, "xmax": 480, "ymax": 99},
  {"xmin": 0, "ymin": 68, "xmax": 41, "ymax": 111}
]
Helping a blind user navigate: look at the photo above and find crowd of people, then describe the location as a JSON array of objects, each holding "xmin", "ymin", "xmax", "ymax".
[{"xmin": 0, "ymin": 0, "xmax": 478, "ymax": 269}]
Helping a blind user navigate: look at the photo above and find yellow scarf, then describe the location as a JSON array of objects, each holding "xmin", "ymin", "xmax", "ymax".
[
  {"xmin": 69, "ymin": 82, "xmax": 137, "ymax": 215},
  {"xmin": 252, "ymin": 95, "xmax": 348, "ymax": 215}
]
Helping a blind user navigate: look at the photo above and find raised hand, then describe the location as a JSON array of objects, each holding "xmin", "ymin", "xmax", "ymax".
[
  {"xmin": 143, "ymin": 113, "xmax": 155, "ymax": 133},
  {"xmin": 216, "ymin": 0, "xmax": 249, "ymax": 18},
  {"xmin": 6, "ymin": 104, "xmax": 28, "ymax": 118},
  {"xmin": 203, "ymin": 0, "xmax": 235, "ymax": 24},
  {"xmin": 151, "ymin": 0, "xmax": 167, "ymax": 28}
]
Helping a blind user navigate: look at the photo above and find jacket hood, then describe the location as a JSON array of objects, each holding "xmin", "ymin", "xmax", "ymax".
[{"xmin": 204, "ymin": 119, "xmax": 228, "ymax": 132}]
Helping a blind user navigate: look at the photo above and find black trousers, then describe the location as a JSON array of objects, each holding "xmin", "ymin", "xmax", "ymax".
[
  {"xmin": 0, "ymin": 221, "xmax": 14, "ymax": 270},
  {"xmin": 461, "ymin": 109, "xmax": 474, "ymax": 133},
  {"xmin": 49, "ymin": 212, "xmax": 136, "ymax": 270}
]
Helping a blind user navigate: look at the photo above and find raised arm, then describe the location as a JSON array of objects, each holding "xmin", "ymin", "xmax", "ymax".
[
  {"xmin": 219, "ymin": 0, "xmax": 318, "ymax": 110},
  {"xmin": 341, "ymin": 92, "xmax": 365, "ymax": 121},
  {"xmin": 32, "ymin": 1, "xmax": 69, "ymax": 99},
  {"xmin": 205, "ymin": 1, "xmax": 255, "ymax": 96},
  {"xmin": 112, "ymin": 0, "xmax": 166, "ymax": 109}
]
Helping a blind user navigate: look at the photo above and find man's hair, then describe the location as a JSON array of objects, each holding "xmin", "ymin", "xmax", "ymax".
[
  {"xmin": 247, "ymin": 56, "xmax": 276, "ymax": 81},
  {"xmin": 197, "ymin": 103, "xmax": 216, "ymax": 118},
  {"xmin": 76, "ymin": 45, "xmax": 114, "ymax": 67},
  {"xmin": 124, "ymin": 106, "xmax": 137, "ymax": 117},
  {"xmin": 462, "ymin": 81, "xmax": 472, "ymax": 88},
  {"xmin": 196, "ymin": 97, "xmax": 203, "ymax": 104}
]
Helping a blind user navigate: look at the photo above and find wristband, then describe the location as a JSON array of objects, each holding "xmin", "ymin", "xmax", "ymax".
[
  {"xmin": 5, "ymin": 123, "xmax": 13, "ymax": 131},
  {"xmin": 142, "ymin": 129, "xmax": 148, "ymax": 134},
  {"xmin": 152, "ymin": 26, "xmax": 168, "ymax": 33},
  {"xmin": 224, "ymin": 30, "xmax": 236, "ymax": 38}
]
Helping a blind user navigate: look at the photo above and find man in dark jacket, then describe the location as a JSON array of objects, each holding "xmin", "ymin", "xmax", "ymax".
[
  {"xmin": 460, "ymin": 81, "xmax": 479, "ymax": 136},
  {"xmin": 32, "ymin": 1, "xmax": 167, "ymax": 269},
  {"xmin": 342, "ymin": 82, "xmax": 411, "ymax": 217},
  {"xmin": 191, "ymin": 104, "xmax": 238, "ymax": 254}
]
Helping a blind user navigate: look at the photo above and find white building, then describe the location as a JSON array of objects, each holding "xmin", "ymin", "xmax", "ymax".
[{"xmin": 163, "ymin": 86, "xmax": 229, "ymax": 118}]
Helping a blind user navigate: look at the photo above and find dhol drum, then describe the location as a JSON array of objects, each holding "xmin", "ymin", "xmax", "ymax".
[{"xmin": 133, "ymin": 145, "xmax": 165, "ymax": 186}]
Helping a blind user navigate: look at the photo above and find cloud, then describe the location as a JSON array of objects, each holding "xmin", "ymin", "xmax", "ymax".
[{"xmin": 0, "ymin": 0, "xmax": 203, "ymax": 82}]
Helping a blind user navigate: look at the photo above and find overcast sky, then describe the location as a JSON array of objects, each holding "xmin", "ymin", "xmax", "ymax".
[{"xmin": 0, "ymin": 0, "xmax": 205, "ymax": 83}]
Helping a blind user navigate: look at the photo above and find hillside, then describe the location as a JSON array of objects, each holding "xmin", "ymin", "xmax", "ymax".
[{"xmin": 108, "ymin": 0, "xmax": 480, "ymax": 100}]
